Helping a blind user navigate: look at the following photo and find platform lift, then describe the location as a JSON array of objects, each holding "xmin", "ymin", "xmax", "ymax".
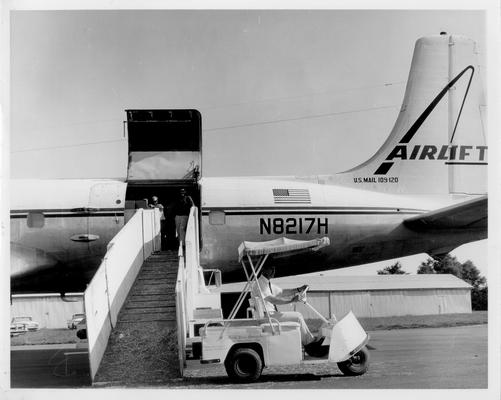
[{"xmin": 185, "ymin": 234, "xmax": 370, "ymax": 383}]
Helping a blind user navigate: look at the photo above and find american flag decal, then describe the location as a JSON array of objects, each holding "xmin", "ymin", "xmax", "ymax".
[{"xmin": 272, "ymin": 188, "xmax": 311, "ymax": 204}]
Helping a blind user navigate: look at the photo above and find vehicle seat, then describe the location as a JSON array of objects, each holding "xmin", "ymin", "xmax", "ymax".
[
  {"xmin": 247, "ymin": 297, "xmax": 266, "ymax": 319},
  {"xmin": 260, "ymin": 321, "xmax": 300, "ymax": 334}
]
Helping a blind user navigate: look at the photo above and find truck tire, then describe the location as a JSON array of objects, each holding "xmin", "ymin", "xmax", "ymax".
[
  {"xmin": 76, "ymin": 328, "xmax": 87, "ymax": 340},
  {"xmin": 337, "ymin": 346, "xmax": 370, "ymax": 376},
  {"xmin": 224, "ymin": 347, "xmax": 263, "ymax": 383}
]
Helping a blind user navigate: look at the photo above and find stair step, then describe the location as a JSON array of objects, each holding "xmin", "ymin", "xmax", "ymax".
[
  {"xmin": 126, "ymin": 298, "xmax": 175, "ymax": 304},
  {"xmin": 125, "ymin": 303, "xmax": 175, "ymax": 310},
  {"xmin": 129, "ymin": 293, "xmax": 172, "ymax": 301},
  {"xmin": 136, "ymin": 278, "xmax": 173, "ymax": 283},
  {"xmin": 120, "ymin": 318, "xmax": 177, "ymax": 328},
  {"xmin": 120, "ymin": 313, "xmax": 176, "ymax": 321},
  {"xmin": 126, "ymin": 293, "xmax": 171, "ymax": 298},
  {"xmin": 96, "ymin": 250, "xmax": 180, "ymax": 384}
]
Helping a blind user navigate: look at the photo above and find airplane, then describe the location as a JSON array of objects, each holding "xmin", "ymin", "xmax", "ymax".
[{"xmin": 10, "ymin": 33, "xmax": 487, "ymax": 293}]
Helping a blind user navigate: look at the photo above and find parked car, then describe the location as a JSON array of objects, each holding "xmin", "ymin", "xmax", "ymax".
[
  {"xmin": 76, "ymin": 318, "xmax": 87, "ymax": 340},
  {"xmin": 10, "ymin": 322, "xmax": 27, "ymax": 337},
  {"xmin": 67, "ymin": 313, "xmax": 86, "ymax": 329},
  {"xmin": 11, "ymin": 316, "xmax": 40, "ymax": 332}
]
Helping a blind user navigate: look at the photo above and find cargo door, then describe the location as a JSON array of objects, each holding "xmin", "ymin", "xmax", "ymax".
[
  {"xmin": 126, "ymin": 109, "xmax": 202, "ymax": 184},
  {"xmin": 125, "ymin": 109, "xmax": 202, "ymax": 250}
]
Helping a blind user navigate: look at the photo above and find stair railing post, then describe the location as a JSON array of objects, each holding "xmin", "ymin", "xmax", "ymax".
[
  {"xmin": 103, "ymin": 257, "xmax": 115, "ymax": 329},
  {"xmin": 141, "ymin": 209, "xmax": 145, "ymax": 262}
]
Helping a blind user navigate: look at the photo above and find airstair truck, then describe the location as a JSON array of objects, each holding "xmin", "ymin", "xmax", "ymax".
[{"xmin": 195, "ymin": 237, "xmax": 370, "ymax": 383}]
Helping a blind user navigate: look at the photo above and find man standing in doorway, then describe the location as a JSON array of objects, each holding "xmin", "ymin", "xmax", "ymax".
[
  {"xmin": 150, "ymin": 196, "xmax": 164, "ymax": 216},
  {"xmin": 150, "ymin": 196, "xmax": 166, "ymax": 249},
  {"xmin": 173, "ymin": 188, "xmax": 194, "ymax": 248}
]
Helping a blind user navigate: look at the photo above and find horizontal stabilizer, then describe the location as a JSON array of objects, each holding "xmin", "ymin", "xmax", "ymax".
[{"xmin": 403, "ymin": 195, "xmax": 487, "ymax": 230}]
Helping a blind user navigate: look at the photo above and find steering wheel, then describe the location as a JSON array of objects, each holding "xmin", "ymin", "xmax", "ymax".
[{"xmin": 296, "ymin": 285, "xmax": 309, "ymax": 302}]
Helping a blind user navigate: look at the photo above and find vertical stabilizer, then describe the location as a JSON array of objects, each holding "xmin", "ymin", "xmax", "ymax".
[{"xmin": 329, "ymin": 34, "xmax": 486, "ymax": 195}]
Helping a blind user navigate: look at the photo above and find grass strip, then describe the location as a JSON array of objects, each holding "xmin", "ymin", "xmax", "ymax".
[{"xmin": 11, "ymin": 311, "xmax": 487, "ymax": 347}]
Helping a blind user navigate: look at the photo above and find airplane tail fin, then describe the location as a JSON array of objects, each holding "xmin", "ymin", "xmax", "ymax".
[{"xmin": 331, "ymin": 34, "xmax": 486, "ymax": 195}]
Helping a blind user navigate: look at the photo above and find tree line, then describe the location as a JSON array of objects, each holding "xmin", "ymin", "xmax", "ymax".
[{"xmin": 377, "ymin": 255, "xmax": 487, "ymax": 310}]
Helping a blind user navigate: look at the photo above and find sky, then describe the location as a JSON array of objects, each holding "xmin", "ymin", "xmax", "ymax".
[{"xmin": 8, "ymin": 9, "xmax": 490, "ymax": 278}]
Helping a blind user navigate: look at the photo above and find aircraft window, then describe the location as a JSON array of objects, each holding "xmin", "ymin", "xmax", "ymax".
[
  {"xmin": 27, "ymin": 212, "xmax": 45, "ymax": 228},
  {"xmin": 209, "ymin": 210, "xmax": 225, "ymax": 225}
]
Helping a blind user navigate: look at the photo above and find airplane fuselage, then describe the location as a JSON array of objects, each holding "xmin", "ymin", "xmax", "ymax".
[
  {"xmin": 11, "ymin": 170, "xmax": 486, "ymax": 291},
  {"xmin": 10, "ymin": 211, "xmax": 123, "ymax": 292},
  {"xmin": 10, "ymin": 175, "xmax": 486, "ymax": 292},
  {"xmin": 9, "ymin": 34, "xmax": 488, "ymax": 293},
  {"xmin": 10, "ymin": 179, "xmax": 126, "ymax": 293},
  {"xmin": 198, "ymin": 177, "xmax": 485, "ymax": 280}
]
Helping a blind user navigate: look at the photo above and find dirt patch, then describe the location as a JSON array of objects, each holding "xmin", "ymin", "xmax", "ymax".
[
  {"xmin": 10, "ymin": 328, "xmax": 85, "ymax": 346},
  {"xmin": 93, "ymin": 321, "xmax": 179, "ymax": 386},
  {"xmin": 307, "ymin": 311, "xmax": 487, "ymax": 332},
  {"xmin": 12, "ymin": 312, "xmax": 487, "ymax": 348}
]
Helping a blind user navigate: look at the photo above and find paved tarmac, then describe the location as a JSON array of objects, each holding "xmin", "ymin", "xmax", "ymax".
[
  {"xmin": 180, "ymin": 324, "xmax": 487, "ymax": 389},
  {"xmin": 10, "ymin": 348, "xmax": 91, "ymax": 388},
  {"xmin": 9, "ymin": 324, "xmax": 487, "ymax": 389}
]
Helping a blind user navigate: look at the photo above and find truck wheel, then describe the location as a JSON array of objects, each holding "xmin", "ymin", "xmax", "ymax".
[
  {"xmin": 224, "ymin": 347, "xmax": 263, "ymax": 383},
  {"xmin": 76, "ymin": 328, "xmax": 87, "ymax": 340},
  {"xmin": 337, "ymin": 346, "xmax": 370, "ymax": 376}
]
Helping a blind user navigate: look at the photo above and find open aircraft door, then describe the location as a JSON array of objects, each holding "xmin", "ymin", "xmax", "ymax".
[
  {"xmin": 125, "ymin": 109, "xmax": 202, "ymax": 183},
  {"xmin": 124, "ymin": 109, "xmax": 202, "ymax": 249}
]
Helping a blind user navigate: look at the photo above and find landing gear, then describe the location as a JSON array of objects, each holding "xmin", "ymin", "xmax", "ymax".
[{"xmin": 337, "ymin": 346, "xmax": 370, "ymax": 376}]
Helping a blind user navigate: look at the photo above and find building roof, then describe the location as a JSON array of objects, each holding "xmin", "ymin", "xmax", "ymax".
[{"xmin": 216, "ymin": 274, "xmax": 472, "ymax": 293}]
